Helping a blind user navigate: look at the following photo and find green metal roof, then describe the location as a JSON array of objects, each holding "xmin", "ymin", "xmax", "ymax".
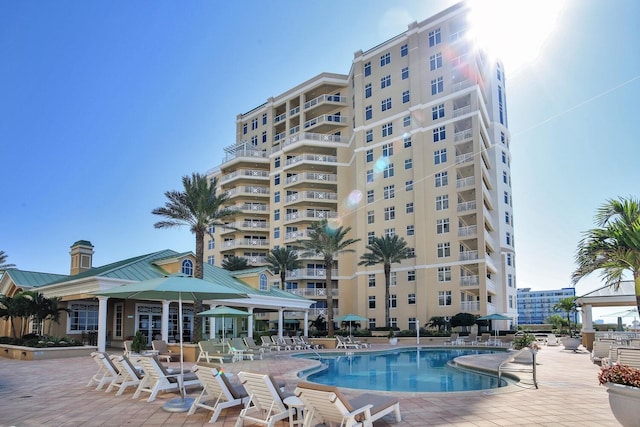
[{"xmin": 4, "ymin": 269, "xmax": 69, "ymax": 289}]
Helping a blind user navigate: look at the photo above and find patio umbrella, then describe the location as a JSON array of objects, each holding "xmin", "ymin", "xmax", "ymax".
[
  {"xmin": 477, "ymin": 313, "xmax": 512, "ymax": 337},
  {"xmin": 335, "ymin": 314, "xmax": 368, "ymax": 336},
  {"xmin": 93, "ymin": 274, "xmax": 247, "ymax": 412},
  {"xmin": 197, "ymin": 305, "xmax": 251, "ymax": 341}
]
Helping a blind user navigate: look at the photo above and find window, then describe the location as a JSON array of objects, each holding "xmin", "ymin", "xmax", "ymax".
[
  {"xmin": 502, "ymin": 151, "xmax": 507, "ymax": 163},
  {"xmin": 208, "ymin": 224, "xmax": 215, "ymax": 234},
  {"xmin": 438, "ymin": 290, "xmax": 452, "ymax": 306},
  {"xmin": 504, "ymin": 191, "xmax": 509, "ymax": 203},
  {"xmin": 274, "ymin": 174, "xmax": 280, "ymax": 185},
  {"xmin": 429, "ymin": 28, "xmax": 441, "ymax": 47},
  {"xmin": 366, "ymin": 169, "xmax": 374, "ymax": 183},
  {"xmin": 381, "ymin": 75, "xmax": 391, "ymax": 89},
  {"xmin": 401, "ymin": 44, "xmax": 408, "ymax": 56},
  {"xmin": 501, "ymin": 131, "xmax": 506, "ymax": 144},
  {"xmin": 382, "ymin": 143, "xmax": 393, "ymax": 157},
  {"xmin": 408, "ymin": 270, "xmax": 415, "ymax": 281},
  {"xmin": 508, "ymin": 274, "xmax": 513, "ymax": 287},
  {"xmin": 403, "ymin": 135, "xmax": 412, "ymax": 148},
  {"xmin": 505, "ymin": 211, "xmax": 510, "ymax": 224},
  {"xmin": 406, "ymin": 225, "xmax": 414, "ymax": 236},
  {"xmin": 243, "ymin": 123, "xmax": 247, "ymax": 134},
  {"xmin": 383, "ymin": 163, "xmax": 394, "ymax": 178},
  {"xmin": 507, "ymin": 253, "xmax": 512, "ymax": 266},
  {"xmin": 207, "ymin": 255, "xmax": 215, "ymax": 265},
  {"xmin": 401, "ymin": 66, "xmax": 409, "ymax": 80},
  {"xmin": 274, "ymin": 209, "xmax": 280, "ymax": 221},
  {"xmin": 434, "ymin": 171, "xmax": 448, "ymax": 187},
  {"xmin": 402, "ymin": 90, "xmax": 410, "ymax": 103},
  {"xmin": 383, "ymin": 185, "xmax": 395, "ymax": 199},
  {"xmin": 365, "ymin": 105, "xmax": 372, "ymax": 120},
  {"xmin": 384, "ymin": 206, "xmax": 395, "ymax": 221},
  {"xmin": 365, "ymin": 83, "xmax": 372, "ymax": 98},
  {"xmin": 381, "ymin": 97, "xmax": 392, "ymax": 111},
  {"xmin": 436, "ymin": 218, "xmax": 450, "ymax": 234},
  {"xmin": 429, "ymin": 53, "xmax": 443, "ymax": 70},
  {"xmin": 367, "ymin": 210, "xmax": 374, "ymax": 224},
  {"xmin": 368, "ymin": 274, "xmax": 376, "ymax": 287},
  {"xmin": 433, "ymin": 126, "xmax": 446, "ymax": 142},
  {"xmin": 390, "ymin": 272, "xmax": 397, "ymax": 286},
  {"xmin": 404, "ymin": 159, "xmax": 412, "ymax": 170},
  {"xmin": 251, "ymin": 135, "xmax": 258, "ymax": 146},
  {"xmin": 113, "ymin": 303, "xmax": 123, "ymax": 338},
  {"xmin": 432, "ymin": 104, "xmax": 445, "ymax": 120},
  {"xmin": 437, "ymin": 242, "xmax": 451, "ymax": 258},
  {"xmin": 509, "ymin": 295, "xmax": 514, "ymax": 309},
  {"xmin": 368, "ymin": 231, "xmax": 375, "ymax": 244},
  {"xmin": 368, "ymin": 296, "xmax": 376, "ymax": 309},
  {"xmin": 503, "ymin": 171, "xmax": 508, "ymax": 184},
  {"xmin": 506, "ymin": 232, "xmax": 511, "ymax": 245},
  {"xmin": 403, "ymin": 115, "xmax": 411, "ymax": 127},
  {"xmin": 382, "ymin": 123, "xmax": 393, "ymax": 137},
  {"xmin": 68, "ymin": 303, "xmax": 98, "ymax": 332},
  {"xmin": 406, "ymin": 202, "xmax": 414, "ymax": 213},
  {"xmin": 434, "ymin": 148, "xmax": 447, "ymax": 164},
  {"xmin": 408, "ymin": 293, "xmax": 416, "ymax": 304},
  {"xmin": 181, "ymin": 259, "xmax": 194, "ymax": 276},
  {"xmin": 251, "ymin": 118, "xmax": 258, "ymax": 130},
  {"xmin": 366, "ymin": 149, "xmax": 373, "ymax": 163},
  {"xmin": 366, "ymin": 129, "xmax": 373, "ymax": 142},
  {"xmin": 262, "ymin": 113, "xmax": 267, "ymax": 125},
  {"xmin": 274, "ymin": 191, "xmax": 280, "ymax": 203},
  {"xmin": 208, "ymin": 239, "xmax": 215, "ymax": 250},
  {"xmin": 438, "ymin": 267, "xmax": 452, "ymax": 282},
  {"xmin": 384, "ymin": 228, "xmax": 396, "ymax": 237},
  {"xmin": 431, "ymin": 77, "xmax": 444, "ymax": 95},
  {"xmin": 367, "ymin": 189, "xmax": 374, "ymax": 203},
  {"xmin": 405, "ymin": 180, "xmax": 413, "ymax": 191},
  {"xmin": 408, "ymin": 248, "xmax": 415, "ymax": 257},
  {"xmin": 364, "ymin": 61, "xmax": 371, "ymax": 76},
  {"xmin": 380, "ymin": 52, "xmax": 390, "ymax": 66},
  {"xmin": 435, "ymin": 195, "xmax": 449, "ymax": 210},
  {"xmin": 262, "ymin": 131, "xmax": 267, "ymax": 143},
  {"xmin": 259, "ymin": 273, "xmax": 268, "ymax": 291},
  {"xmin": 390, "ymin": 294, "xmax": 397, "ymax": 308}
]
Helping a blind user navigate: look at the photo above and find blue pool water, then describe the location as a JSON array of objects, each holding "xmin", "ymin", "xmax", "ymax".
[{"xmin": 297, "ymin": 347, "xmax": 504, "ymax": 392}]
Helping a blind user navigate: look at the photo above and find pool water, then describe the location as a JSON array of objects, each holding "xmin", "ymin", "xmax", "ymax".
[{"xmin": 298, "ymin": 347, "xmax": 504, "ymax": 392}]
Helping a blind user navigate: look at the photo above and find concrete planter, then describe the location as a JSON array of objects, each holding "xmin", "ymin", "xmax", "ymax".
[
  {"xmin": 561, "ymin": 337, "xmax": 581, "ymax": 352},
  {"xmin": 603, "ymin": 382, "xmax": 640, "ymax": 427},
  {"xmin": 0, "ymin": 344, "xmax": 95, "ymax": 360}
]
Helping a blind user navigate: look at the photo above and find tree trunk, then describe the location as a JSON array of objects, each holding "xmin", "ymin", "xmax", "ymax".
[
  {"xmin": 325, "ymin": 256, "xmax": 334, "ymax": 337},
  {"xmin": 384, "ymin": 263, "xmax": 391, "ymax": 328},
  {"xmin": 280, "ymin": 270, "xmax": 286, "ymax": 289},
  {"xmin": 635, "ymin": 273, "xmax": 640, "ymax": 318}
]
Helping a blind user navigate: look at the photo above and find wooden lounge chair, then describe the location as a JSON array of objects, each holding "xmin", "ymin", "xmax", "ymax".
[
  {"xmin": 88, "ymin": 352, "xmax": 119, "ymax": 390},
  {"xmin": 132, "ymin": 355, "xmax": 201, "ymax": 402},
  {"xmin": 152, "ymin": 339, "xmax": 177, "ymax": 363},
  {"xmin": 197, "ymin": 340, "xmax": 228, "ymax": 364},
  {"xmin": 295, "ymin": 381, "xmax": 401, "ymax": 427},
  {"xmin": 187, "ymin": 366, "xmax": 249, "ymax": 423},
  {"xmin": 107, "ymin": 354, "xmax": 143, "ymax": 395},
  {"xmin": 618, "ymin": 347, "xmax": 640, "ymax": 369},
  {"xmin": 236, "ymin": 371, "xmax": 292, "ymax": 427}
]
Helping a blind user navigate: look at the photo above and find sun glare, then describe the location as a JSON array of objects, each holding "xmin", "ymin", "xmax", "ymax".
[{"xmin": 467, "ymin": 0, "xmax": 568, "ymax": 75}]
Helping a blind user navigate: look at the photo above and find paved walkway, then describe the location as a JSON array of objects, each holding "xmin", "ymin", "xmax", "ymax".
[{"xmin": 0, "ymin": 344, "xmax": 620, "ymax": 426}]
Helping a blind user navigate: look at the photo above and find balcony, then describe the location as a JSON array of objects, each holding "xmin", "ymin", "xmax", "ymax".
[
  {"xmin": 281, "ymin": 132, "xmax": 348, "ymax": 151},
  {"xmin": 285, "ymin": 153, "xmax": 338, "ymax": 167},
  {"xmin": 460, "ymin": 275, "xmax": 479, "ymax": 287},
  {"xmin": 220, "ymin": 239, "xmax": 270, "ymax": 250},
  {"xmin": 287, "ymin": 288, "xmax": 339, "ymax": 298},
  {"xmin": 229, "ymin": 203, "xmax": 269, "ymax": 213},
  {"xmin": 458, "ymin": 225, "xmax": 477, "ymax": 238},
  {"xmin": 455, "ymin": 152, "xmax": 474, "ymax": 165},
  {"xmin": 289, "ymin": 106, "xmax": 300, "ymax": 116},
  {"xmin": 239, "ymin": 255, "xmax": 267, "ymax": 265},
  {"xmin": 285, "ymin": 230, "xmax": 308, "ymax": 241},
  {"xmin": 285, "ymin": 209, "xmax": 338, "ymax": 222},
  {"xmin": 226, "ymin": 186, "xmax": 269, "ymax": 198},
  {"xmin": 221, "ymin": 169, "xmax": 269, "ymax": 183},
  {"xmin": 453, "ymin": 105, "xmax": 472, "ymax": 117},
  {"xmin": 303, "ymin": 114, "xmax": 349, "ymax": 132},
  {"xmin": 457, "ymin": 200, "xmax": 477, "ymax": 212},
  {"xmin": 461, "ymin": 301, "xmax": 480, "ymax": 312},
  {"xmin": 486, "ymin": 278, "xmax": 497, "ymax": 294},
  {"xmin": 222, "ymin": 148, "xmax": 268, "ymax": 165},
  {"xmin": 304, "ymin": 94, "xmax": 347, "ymax": 112},
  {"xmin": 285, "ymin": 191, "xmax": 338, "ymax": 205},
  {"xmin": 274, "ymin": 112, "xmax": 286, "ymax": 124},
  {"xmin": 451, "ymin": 79, "xmax": 472, "ymax": 93},
  {"xmin": 454, "ymin": 128, "xmax": 473, "ymax": 142},
  {"xmin": 460, "ymin": 250, "xmax": 479, "ymax": 261},
  {"xmin": 456, "ymin": 176, "xmax": 475, "ymax": 189},
  {"xmin": 222, "ymin": 221, "xmax": 270, "ymax": 232},
  {"xmin": 286, "ymin": 268, "xmax": 338, "ymax": 280},
  {"xmin": 285, "ymin": 172, "xmax": 338, "ymax": 186}
]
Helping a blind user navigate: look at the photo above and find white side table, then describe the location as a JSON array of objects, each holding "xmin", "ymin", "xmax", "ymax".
[{"xmin": 283, "ymin": 396, "xmax": 304, "ymax": 427}]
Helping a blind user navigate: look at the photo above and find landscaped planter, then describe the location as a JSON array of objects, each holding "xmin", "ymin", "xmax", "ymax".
[
  {"xmin": 603, "ymin": 382, "xmax": 640, "ymax": 427},
  {"xmin": 0, "ymin": 343, "xmax": 96, "ymax": 360},
  {"xmin": 561, "ymin": 337, "xmax": 581, "ymax": 352}
]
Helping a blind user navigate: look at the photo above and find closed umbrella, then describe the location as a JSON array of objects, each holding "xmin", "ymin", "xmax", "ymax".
[
  {"xmin": 94, "ymin": 274, "xmax": 247, "ymax": 412},
  {"xmin": 335, "ymin": 314, "xmax": 368, "ymax": 336},
  {"xmin": 197, "ymin": 306, "xmax": 251, "ymax": 341}
]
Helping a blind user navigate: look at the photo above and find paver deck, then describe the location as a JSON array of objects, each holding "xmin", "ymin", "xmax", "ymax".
[{"xmin": 0, "ymin": 343, "xmax": 620, "ymax": 426}]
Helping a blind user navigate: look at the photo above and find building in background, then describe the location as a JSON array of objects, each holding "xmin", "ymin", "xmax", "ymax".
[
  {"xmin": 206, "ymin": 2, "xmax": 517, "ymax": 332},
  {"xmin": 517, "ymin": 287, "xmax": 578, "ymax": 325}
]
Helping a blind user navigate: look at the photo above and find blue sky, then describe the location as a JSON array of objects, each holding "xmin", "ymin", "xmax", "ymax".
[{"xmin": 2, "ymin": 1, "xmax": 639, "ymax": 319}]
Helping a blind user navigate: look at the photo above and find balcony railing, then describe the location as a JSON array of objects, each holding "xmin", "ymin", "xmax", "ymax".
[
  {"xmin": 220, "ymin": 239, "xmax": 269, "ymax": 249},
  {"xmin": 286, "ymin": 268, "xmax": 339, "ymax": 279},
  {"xmin": 453, "ymin": 105, "xmax": 472, "ymax": 117},
  {"xmin": 460, "ymin": 250, "xmax": 479, "ymax": 261},
  {"xmin": 285, "ymin": 153, "xmax": 338, "ymax": 166},
  {"xmin": 457, "ymin": 200, "xmax": 477, "ymax": 212},
  {"xmin": 274, "ymin": 112, "xmax": 286, "ymax": 123},
  {"xmin": 303, "ymin": 114, "xmax": 348, "ymax": 129},
  {"xmin": 460, "ymin": 275, "xmax": 479, "ymax": 287},
  {"xmin": 451, "ymin": 79, "xmax": 472, "ymax": 93},
  {"xmin": 456, "ymin": 176, "xmax": 475, "ymax": 188},
  {"xmin": 223, "ymin": 149, "xmax": 268, "ymax": 163},
  {"xmin": 304, "ymin": 94, "xmax": 347, "ymax": 109},
  {"xmin": 274, "ymin": 131, "xmax": 286, "ymax": 141},
  {"xmin": 281, "ymin": 132, "xmax": 347, "ymax": 150},
  {"xmin": 285, "ymin": 172, "xmax": 338, "ymax": 185},
  {"xmin": 221, "ymin": 169, "xmax": 269, "ymax": 182},
  {"xmin": 285, "ymin": 210, "xmax": 338, "ymax": 222},
  {"xmin": 287, "ymin": 288, "xmax": 338, "ymax": 298},
  {"xmin": 289, "ymin": 106, "xmax": 300, "ymax": 116},
  {"xmin": 285, "ymin": 191, "xmax": 338, "ymax": 203},
  {"xmin": 223, "ymin": 221, "xmax": 269, "ymax": 230},
  {"xmin": 461, "ymin": 301, "xmax": 480, "ymax": 312},
  {"xmin": 226, "ymin": 186, "xmax": 269, "ymax": 197},
  {"xmin": 458, "ymin": 225, "xmax": 477, "ymax": 237},
  {"xmin": 455, "ymin": 152, "xmax": 474, "ymax": 164},
  {"xmin": 454, "ymin": 128, "xmax": 473, "ymax": 142},
  {"xmin": 285, "ymin": 230, "xmax": 308, "ymax": 241},
  {"xmin": 229, "ymin": 203, "xmax": 268, "ymax": 212},
  {"xmin": 239, "ymin": 255, "xmax": 267, "ymax": 265}
]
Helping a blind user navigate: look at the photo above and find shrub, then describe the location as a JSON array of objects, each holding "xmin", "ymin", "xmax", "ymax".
[
  {"xmin": 513, "ymin": 333, "xmax": 537, "ymax": 350},
  {"xmin": 599, "ymin": 363, "xmax": 640, "ymax": 387}
]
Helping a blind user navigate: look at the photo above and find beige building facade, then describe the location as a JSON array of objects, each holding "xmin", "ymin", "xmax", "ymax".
[{"xmin": 206, "ymin": 2, "xmax": 517, "ymax": 331}]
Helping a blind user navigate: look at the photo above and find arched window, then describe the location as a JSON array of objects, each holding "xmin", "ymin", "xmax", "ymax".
[
  {"xmin": 181, "ymin": 259, "xmax": 194, "ymax": 276},
  {"xmin": 259, "ymin": 273, "xmax": 268, "ymax": 291}
]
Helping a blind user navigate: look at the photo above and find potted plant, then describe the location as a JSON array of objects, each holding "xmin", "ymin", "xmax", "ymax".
[
  {"xmin": 388, "ymin": 329, "xmax": 398, "ymax": 345},
  {"xmin": 598, "ymin": 363, "xmax": 640, "ymax": 426},
  {"xmin": 131, "ymin": 330, "xmax": 147, "ymax": 354},
  {"xmin": 511, "ymin": 333, "xmax": 539, "ymax": 363},
  {"xmin": 553, "ymin": 297, "xmax": 581, "ymax": 351}
]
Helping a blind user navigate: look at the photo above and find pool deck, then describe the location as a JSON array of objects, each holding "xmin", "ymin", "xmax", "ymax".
[{"xmin": 0, "ymin": 343, "xmax": 620, "ymax": 426}]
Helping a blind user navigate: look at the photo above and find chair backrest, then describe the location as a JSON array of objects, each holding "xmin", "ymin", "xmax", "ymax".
[
  {"xmin": 260, "ymin": 336, "xmax": 272, "ymax": 346},
  {"xmin": 193, "ymin": 365, "xmax": 243, "ymax": 401},
  {"xmin": 295, "ymin": 381, "xmax": 359, "ymax": 425},
  {"xmin": 481, "ymin": 333, "xmax": 491, "ymax": 341},
  {"xmin": 230, "ymin": 337, "xmax": 248, "ymax": 351},
  {"xmin": 135, "ymin": 355, "xmax": 176, "ymax": 384},
  {"xmin": 592, "ymin": 340, "xmax": 612, "ymax": 357},
  {"xmin": 123, "ymin": 340, "xmax": 133, "ymax": 356},
  {"xmin": 244, "ymin": 337, "xmax": 259, "ymax": 348},
  {"xmin": 92, "ymin": 351, "xmax": 119, "ymax": 375},
  {"xmin": 152, "ymin": 340, "xmax": 169, "ymax": 354},
  {"xmin": 111, "ymin": 355, "xmax": 143, "ymax": 380},
  {"xmin": 618, "ymin": 348, "xmax": 640, "ymax": 369},
  {"xmin": 237, "ymin": 371, "xmax": 288, "ymax": 414}
]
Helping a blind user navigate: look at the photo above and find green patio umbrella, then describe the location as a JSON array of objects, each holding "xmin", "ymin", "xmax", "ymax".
[
  {"xmin": 197, "ymin": 305, "xmax": 251, "ymax": 341},
  {"xmin": 93, "ymin": 274, "xmax": 247, "ymax": 412},
  {"xmin": 335, "ymin": 314, "xmax": 368, "ymax": 335}
]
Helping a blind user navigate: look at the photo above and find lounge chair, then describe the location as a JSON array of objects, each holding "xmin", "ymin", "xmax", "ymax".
[
  {"xmin": 281, "ymin": 336, "xmax": 303, "ymax": 351},
  {"xmin": 336, "ymin": 335, "xmax": 359, "ymax": 349},
  {"xmin": 152, "ymin": 339, "xmax": 177, "ymax": 363},
  {"xmin": 123, "ymin": 340, "xmax": 134, "ymax": 358},
  {"xmin": 106, "ymin": 354, "xmax": 143, "ymax": 395},
  {"xmin": 132, "ymin": 355, "xmax": 201, "ymax": 402},
  {"xmin": 295, "ymin": 381, "xmax": 401, "ymax": 427},
  {"xmin": 88, "ymin": 351, "xmax": 119, "ymax": 390},
  {"xmin": 261, "ymin": 335, "xmax": 281, "ymax": 351},
  {"xmin": 197, "ymin": 340, "xmax": 228, "ymax": 364},
  {"xmin": 187, "ymin": 366, "xmax": 249, "ymax": 423},
  {"xmin": 231, "ymin": 337, "xmax": 261, "ymax": 359},
  {"xmin": 244, "ymin": 336, "xmax": 270, "ymax": 353},
  {"xmin": 226, "ymin": 339, "xmax": 255, "ymax": 362},
  {"xmin": 293, "ymin": 336, "xmax": 311, "ymax": 350},
  {"xmin": 300, "ymin": 336, "xmax": 322, "ymax": 349},
  {"xmin": 478, "ymin": 333, "xmax": 492, "ymax": 344},
  {"xmin": 348, "ymin": 336, "xmax": 371, "ymax": 348},
  {"xmin": 445, "ymin": 333, "xmax": 459, "ymax": 345},
  {"xmin": 618, "ymin": 347, "xmax": 640, "ymax": 369},
  {"xmin": 235, "ymin": 371, "xmax": 292, "ymax": 427},
  {"xmin": 591, "ymin": 340, "xmax": 612, "ymax": 365},
  {"xmin": 463, "ymin": 333, "xmax": 478, "ymax": 345}
]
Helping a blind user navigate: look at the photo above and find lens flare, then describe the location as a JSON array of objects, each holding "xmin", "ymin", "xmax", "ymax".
[{"xmin": 344, "ymin": 189, "xmax": 363, "ymax": 211}]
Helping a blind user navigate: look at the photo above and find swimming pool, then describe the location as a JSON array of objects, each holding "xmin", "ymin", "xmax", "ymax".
[{"xmin": 297, "ymin": 347, "xmax": 505, "ymax": 392}]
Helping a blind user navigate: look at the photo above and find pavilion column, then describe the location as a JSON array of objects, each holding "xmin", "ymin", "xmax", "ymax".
[
  {"xmin": 303, "ymin": 310, "xmax": 309, "ymax": 337},
  {"xmin": 278, "ymin": 308, "xmax": 284, "ymax": 338},
  {"xmin": 97, "ymin": 297, "xmax": 108, "ymax": 352},
  {"xmin": 209, "ymin": 304, "xmax": 217, "ymax": 340},
  {"xmin": 248, "ymin": 307, "xmax": 254, "ymax": 338},
  {"xmin": 582, "ymin": 304, "xmax": 594, "ymax": 332},
  {"xmin": 161, "ymin": 300, "xmax": 170, "ymax": 342}
]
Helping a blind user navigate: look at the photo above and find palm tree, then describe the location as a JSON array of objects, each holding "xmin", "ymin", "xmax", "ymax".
[
  {"xmin": 553, "ymin": 297, "xmax": 577, "ymax": 336},
  {"xmin": 152, "ymin": 173, "xmax": 234, "ymax": 341},
  {"xmin": 221, "ymin": 255, "xmax": 250, "ymax": 271},
  {"xmin": 0, "ymin": 250, "xmax": 15, "ymax": 271},
  {"xmin": 572, "ymin": 197, "xmax": 640, "ymax": 313},
  {"xmin": 264, "ymin": 247, "xmax": 302, "ymax": 289},
  {"xmin": 358, "ymin": 235, "xmax": 411, "ymax": 328},
  {"xmin": 298, "ymin": 219, "xmax": 359, "ymax": 337}
]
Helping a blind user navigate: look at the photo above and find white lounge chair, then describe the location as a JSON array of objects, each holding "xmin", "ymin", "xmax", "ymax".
[
  {"xmin": 187, "ymin": 366, "xmax": 249, "ymax": 423},
  {"xmin": 295, "ymin": 381, "xmax": 401, "ymax": 427},
  {"xmin": 336, "ymin": 335, "xmax": 359, "ymax": 349},
  {"xmin": 235, "ymin": 371, "xmax": 292, "ymax": 427},
  {"xmin": 261, "ymin": 335, "xmax": 281, "ymax": 351},
  {"xmin": 348, "ymin": 336, "xmax": 371, "ymax": 348},
  {"xmin": 132, "ymin": 355, "xmax": 201, "ymax": 402},
  {"xmin": 244, "ymin": 336, "xmax": 270, "ymax": 353},
  {"xmin": 231, "ymin": 337, "xmax": 260, "ymax": 359},
  {"xmin": 591, "ymin": 340, "xmax": 612, "ymax": 365},
  {"xmin": 152, "ymin": 339, "xmax": 177, "ymax": 363},
  {"xmin": 106, "ymin": 354, "xmax": 143, "ymax": 395},
  {"xmin": 197, "ymin": 340, "xmax": 228, "ymax": 364},
  {"xmin": 618, "ymin": 347, "xmax": 640, "ymax": 369},
  {"xmin": 88, "ymin": 352, "xmax": 119, "ymax": 390}
]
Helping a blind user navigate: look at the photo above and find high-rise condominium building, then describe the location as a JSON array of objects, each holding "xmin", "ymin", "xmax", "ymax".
[
  {"xmin": 206, "ymin": 2, "xmax": 517, "ymax": 331},
  {"xmin": 517, "ymin": 288, "xmax": 578, "ymax": 325}
]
